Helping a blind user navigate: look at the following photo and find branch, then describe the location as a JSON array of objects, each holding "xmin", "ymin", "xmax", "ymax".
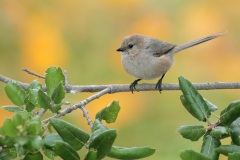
[
  {"xmin": 0, "ymin": 74, "xmax": 29, "ymax": 90},
  {"xmin": 37, "ymin": 109, "xmax": 47, "ymax": 117},
  {"xmin": 1, "ymin": 74, "xmax": 240, "ymax": 92},
  {"xmin": 1, "ymin": 73, "xmax": 240, "ymax": 125},
  {"xmin": 66, "ymin": 82, "xmax": 240, "ymax": 93},
  {"xmin": 43, "ymin": 87, "xmax": 111, "ymax": 124}
]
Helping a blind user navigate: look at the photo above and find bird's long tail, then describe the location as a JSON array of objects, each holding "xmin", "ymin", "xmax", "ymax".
[{"xmin": 172, "ymin": 31, "xmax": 226, "ymax": 54}]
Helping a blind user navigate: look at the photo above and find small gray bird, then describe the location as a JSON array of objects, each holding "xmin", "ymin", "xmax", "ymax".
[{"xmin": 116, "ymin": 31, "xmax": 225, "ymax": 93}]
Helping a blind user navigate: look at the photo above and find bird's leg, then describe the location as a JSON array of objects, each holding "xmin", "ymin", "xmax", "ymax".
[
  {"xmin": 155, "ymin": 74, "xmax": 166, "ymax": 93},
  {"xmin": 130, "ymin": 79, "xmax": 142, "ymax": 94}
]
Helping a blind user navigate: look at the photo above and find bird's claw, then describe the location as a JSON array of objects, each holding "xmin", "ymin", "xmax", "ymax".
[
  {"xmin": 155, "ymin": 74, "xmax": 165, "ymax": 93},
  {"xmin": 155, "ymin": 81, "xmax": 163, "ymax": 93},
  {"xmin": 130, "ymin": 79, "xmax": 142, "ymax": 94}
]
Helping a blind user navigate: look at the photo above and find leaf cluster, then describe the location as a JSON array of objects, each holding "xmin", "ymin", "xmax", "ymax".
[
  {"xmin": 178, "ymin": 76, "xmax": 240, "ymax": 160},
  {"xmin": 4, "ymin": 67, "xmax": 67, "ymax": 113},
  {"xmin": 0, "ymin": 67, "xmax": 155, "ymax": 160}
]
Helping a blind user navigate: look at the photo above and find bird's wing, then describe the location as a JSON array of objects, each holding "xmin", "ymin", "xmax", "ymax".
[{"xmin": 146, "ymin": 38, "xmax": 176, "ymax": 57}]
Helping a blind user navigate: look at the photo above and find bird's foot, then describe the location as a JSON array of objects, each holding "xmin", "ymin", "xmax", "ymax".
[
  {"xmin": 130, "ymin": 79, "xmax": 142, "ymax": 94},
  {"xmin": 155, "ymin": 80, "xmax": 163, "ymax": 93},
  {"xmin": 155, "ymin": 74, "xmax": 166, "ymax": 93}
]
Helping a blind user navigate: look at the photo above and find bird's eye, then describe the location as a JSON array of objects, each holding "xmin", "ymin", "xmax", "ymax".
[{"xmin": 128, "ymin": 44, "xmax": 134, "ymax": 48}]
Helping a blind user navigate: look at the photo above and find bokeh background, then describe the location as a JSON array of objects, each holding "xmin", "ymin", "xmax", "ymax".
[{"xmin": 0, "ymin": 0, "xmax": 240, "ymax": 159}]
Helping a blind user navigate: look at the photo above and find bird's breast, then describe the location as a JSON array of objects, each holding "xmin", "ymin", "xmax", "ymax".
[{"xmin": 121, "ymin": 53, "xmax": 173, "ymax": 79}]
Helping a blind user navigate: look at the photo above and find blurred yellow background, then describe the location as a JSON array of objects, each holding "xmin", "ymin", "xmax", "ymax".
[{"xmin": 0, "ymin": 0, "xmax": 240, "ymax": 159}]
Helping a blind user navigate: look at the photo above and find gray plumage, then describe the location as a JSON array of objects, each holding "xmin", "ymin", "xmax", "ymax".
[
  {"xmin": 172, "ymin": 32, "xmax": 225, "ymax": 53},
  {"xmin": 116, "ymin": 31, "xmax": 226, "ymax": 92}
]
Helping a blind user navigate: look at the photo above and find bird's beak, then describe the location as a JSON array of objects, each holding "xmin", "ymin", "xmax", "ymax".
[{"xmin": 116, "ymin": 47, "xmax": 125, "ymax": 52}]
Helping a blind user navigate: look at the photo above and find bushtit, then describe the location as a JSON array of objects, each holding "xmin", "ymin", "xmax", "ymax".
[{"xmin": 116, "ymin": 31, "xmax": 225, "ymax": 93}]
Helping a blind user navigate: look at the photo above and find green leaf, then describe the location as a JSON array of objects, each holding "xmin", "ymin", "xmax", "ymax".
[
  {"xmin": 26, "ymin": 117, "xmax": 43, "ymax": 135},
  {"xmin": 42, "ymin": 148, "xmax": 55, "ymax": 160},
  {"xmin": 24, "ymin": 94, "xmax": 36, "ymax": 112},
  {"xmin": 231, "ymin": 131, "xmax": 240, "ymax": 146},
  {"xmin": 180, "ymin": 150, "xmax": 211, "ymax": 160},
  {"xmin": 85, "ymin": 149, "xmax": 97, "ymax": 160},
  {"xmin": 91, "ymin": 119, "xmax": 108, "ymax": 133},
  {"xmin": 43, "ymin": 134, "xmax": 63, "ymax": 149},
  {"xmin": 89, "ymin": 120, "xmax": 117, "ymax": 159},
  {"xmin": 201, "ymin": 135, "xmax": 221, "ymax": 160},
  {"xmin": 1, "ymin": 119, "xmax": 18, "ymax": 137},
  {"xmin": 50, "ymin": 101, "xmax": 70, "ymax": 113},
  {"xmin": 0, "ymin": 135, "xmax": 15, "ymax": 147},
  {"xmin": 203, "ymin": 130, "xmax": 211, "ymax": 139},
  {"xmin": 89, "ymin": 129, "xmax": 117, "ymax": 159},
  {"xmin": 27, "ymin": 80, "xmax": 42, "ymax": 93},
  {"xmin": 23, "ymin": 152, "xmax": 43, "ymax": 160},
  {"xmin": 90, "ymin": 119, "xmax": 110, "ymax": 142},
  {"xmin": 220, "ymin": 100, "xmax": 240, "ymax": 126},
  {"xmin": 215, "ymin": 145, "xmax": 240, "ymax": 156},
  {"xmin": 96, "ymin": 101, "xmax": 121, "ymax": 123},
  {"xmin": 180, "ymin": 95, "xmax": 208, "ymax": 120},
  {"xmin": 37, "ymin": 89, "xmax": 52, "ymax": 110},
  {"xmin": 0, "ymin": 151, "xmax": 16, "ymax": 160},
  {"xmin": 204, "ymin": 98, "xmax": 218, "ymax": 112},
  {"xmin": 51, "ymin": 104, "xmax": 62, "ymax": 113},
  {"xmin": 230, "ymin": 117, "xmax": 240, "ymax": 130},
  {"xmin": 107, "ymin": 146, "xmax": 155, "ymax": 159},
  {"xmin": 90, "ymin": 119, "xmax": 109, "ymax": 141},
  {"xmin": 4, "ymin": 82, "xmax": 26, "ymax": 106},
  {"xmin": 2, "ymin": 106, "xmax": 23, "ymax": 112},
  {"xmin": 210, "ymin": 126, "xmax": 231, "ymax": 138},
  {"xmin": 178, "ymin": 125, "xmax": 206, "ymax": 141},
  {"xmin": 179, "ymin": 76, "xmax": 211, "ymax": 122},
  {"xmin": 180, "ymin": 96, "xmax": 216, "ymax": 120},
  {"xmin": 50, "ymin": 118, "xmax": 89, "ymax": 150},
  {"xmin": 15, "ymin": 136, "xmax": 28, "ymax": 146},
  {"xmin": 28, "ymin": 89, "xmax": 39, "ymax": 107},
  {"xmin": 53, "ymin": 141, "xmax": 80, "ymax": 160},
  {"xmin": 12, "ymin": 111, "xmax": 31, "ymax": 127},
  {"xmin": 23, "ymin": 136, "xmax": 43, "ymax": 152},
  {"xmin": 25, "ymin": 100, "xmax": 35, "ymax": 112},
  {"xmin": 228, "ymin": 152, "xmax": 240, "ymax": 160},
  {"xmin": 45, "ymin": 67, "xmax": 65, "ymax": 97},
  {"xmin": 230, "ymin": 117, "xmax": 240, "ymax": 136},
  {"xmin": 221, "ymin": 101, "xmax": 240, "ymax": 116},
  {"xmin": 51, "ymin": 82, "xmax": 65, "ymax": 104}
]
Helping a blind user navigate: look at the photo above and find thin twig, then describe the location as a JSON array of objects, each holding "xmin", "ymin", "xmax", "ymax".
[
  {"xmin": 22, "ymin": 68, "xmax": 45, "ymax": 79},
  {"xmin": 63, "ymin": 70, "xmax": 70, "ymax": 85},
  {"xmin": 81, "ymin": 105, "xmax": 93, "ymax": 127},
  {"xmin": 43, "ymin": 87, "xmax": 111, "ymax": 124},
  {"xmin": 212, "ymin": 112, "xmax": 220, "ymax": 119},
  {"xmin": 37, "ymin": 109, "xmax": 47, "ymax": 117}
]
